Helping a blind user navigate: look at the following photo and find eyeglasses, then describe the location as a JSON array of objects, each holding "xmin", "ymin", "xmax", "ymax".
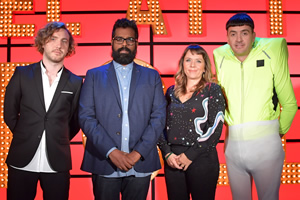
[{"xmin": 113, "ymin": 37, "xmax": 137, "ymax": 46}]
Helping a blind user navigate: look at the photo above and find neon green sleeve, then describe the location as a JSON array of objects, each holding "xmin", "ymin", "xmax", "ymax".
[{"xmin": 273, "ymin": 38, "xmax": 297, "ymax": 134}]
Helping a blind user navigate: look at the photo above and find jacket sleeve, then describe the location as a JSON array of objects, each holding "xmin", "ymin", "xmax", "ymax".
[
  {"xmin": 272, "ymin": 38, "xmax": 297, "ymax": 134},
  {"xmin": 69, "ymin": 78, "xmax": 83, "ymax": 140},
  {"xmin": 78, "ymin": 70, "xmax": 118, "ymax": 159},
  {"xmin": 157, "ymin": 86, "xmax": 173, "ymax": 157},
  {"xmin": 185, "ymin": 83, "xmax": 225, "ymax": 161},
  {"xmin": 4, "ymin": 67, "xmax": 21, "ymax": 132},
  {"xmin": 132, "ymin": 71, "xmax": 167, "ymax": 159}
]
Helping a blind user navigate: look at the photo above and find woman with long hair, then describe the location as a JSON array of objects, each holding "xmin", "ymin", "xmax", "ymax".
[{"xmin": 158, "ymin": 44, "xmax": 225, "ymax": 200}]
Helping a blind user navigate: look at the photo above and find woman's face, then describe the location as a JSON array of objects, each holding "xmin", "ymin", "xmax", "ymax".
[{"xmin": 183, "ymin": 50, "xmax": 206, "ymax": 81}]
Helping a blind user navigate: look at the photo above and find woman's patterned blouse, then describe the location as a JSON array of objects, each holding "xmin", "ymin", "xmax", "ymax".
[{"xmin": 158, "ymin": 82, "xmax": 226, "ymax": 161}]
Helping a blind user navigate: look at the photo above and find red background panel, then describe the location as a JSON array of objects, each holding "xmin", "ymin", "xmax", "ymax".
[
  {"xmin": 54, "ymin": 14, "xmax": 152, "ymax": 43},
  {"xmin": 203, "ymin": 0, "xmax": 268, "ymax": 11},
  {"xmin": 153, "ymin": 13, "xmax": 269, "ymax": 42},
  {"xmin": 71, "ymin": 131, "xmax": 85, "ymax": 142},
  {"xmin": 10, "ymin": 47, "xmax": 41, "ymax": 62},
  {"xmin": 69, "ymin": 178, "xmax": 94, "ymax": 200},
  {"xmin": 0, "ymin": 48, "xmax": 7, "ymax": 62},
  {"xmin": 287, "ymin": 110, "xmax": 300, "ymax": 140},
  {"xmin": 288, "ymin": 46, "xmax": 300, "ymax": 74},
  {"xmin": 153, "ymin": 45, "xmax": 220, "ymax": 74},
  {"xmin": 153, "ymin": 177, "xmax": 168, "ymax": 200},
  {"xmin": 283, "ymin": 14, "xmax": 300, "ymax": 42},
  {"xmin": 161, "ymin": 77, "xmax": 175, "ymax": 92},
  {"xmin": 159, "ymin": 0, "xmax": 268, "ymax": 11},
  {"xmin": 153, "ymin": 45, "xmax": 185, "ymax": 74},
  {"xmin": 70, "ymin": 145, "xmax": 86, "ymax": 175},
  {"xmin": 34, "ymin": 178, "xmax": 95, "ymax": 200},
  {"xmin": 1, "ymin": 0, "xmax": 300, "ymax": 199},
  {"xmin": 60, "ymin": 0, "xmax": 131, "ymax": 11},
  {"xmin": 0, "ymin": 38, "xmax": 7, "ymax": 44},
  {"xmin": 282, "ymin": 0, "xmax": 300, "ymax": 11},
  {"xmin": 216, "ymin": 143, "xmax": 226, "ymax": 163},
  {"xmin": 285, "ymin": 143, "xmax": 300, "ymax": 162},
  {"xmin": 291, "ymin": 78, "xmax": 300, "ymax": 107}
]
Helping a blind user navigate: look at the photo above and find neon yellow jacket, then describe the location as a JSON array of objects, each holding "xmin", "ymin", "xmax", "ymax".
[{"xmin": 213, "ymin": 37, "xmax": 297, "ymax": 134}]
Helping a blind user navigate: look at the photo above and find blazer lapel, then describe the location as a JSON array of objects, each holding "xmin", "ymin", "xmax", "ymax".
[
  {"xmin": 33, "ymin": 62, "xmax": 46, "ymax": 111},
  {"xmin": 47, "ymin": 67, "xmax": 70, "ymax": 112},
  {"xmin": 107, "ymin": 62, "xmax": 122, "ymax": 108},
  {"xmin": 128, "ymin": 63, "xmax": 141, "ymax": 110}
]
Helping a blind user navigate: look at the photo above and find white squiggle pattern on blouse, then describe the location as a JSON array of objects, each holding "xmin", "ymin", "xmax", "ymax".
[{"xmin": 194, "ymin": 97, "xmax": 224, "ymax": 142}]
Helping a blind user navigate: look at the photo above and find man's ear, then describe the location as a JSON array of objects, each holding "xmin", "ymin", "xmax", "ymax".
[{"xmin": 252, "ymin": 32, "xmax": 256, "ymax": 43}]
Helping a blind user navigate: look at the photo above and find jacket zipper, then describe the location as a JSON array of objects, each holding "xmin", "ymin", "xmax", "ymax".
[{"xmin": 240, "ymin": 62, "xmax": 244, "ymax": 124}]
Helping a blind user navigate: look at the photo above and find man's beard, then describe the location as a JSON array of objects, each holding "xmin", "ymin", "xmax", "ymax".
[{"xmin": 112, "ymin": 46, "xmax": 137, "ymax": 65}]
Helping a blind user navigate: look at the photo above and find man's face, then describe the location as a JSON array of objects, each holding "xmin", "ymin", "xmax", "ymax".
[
  {"xmin": 111, "ymin": 27, "xmax": 138, "ymax": 65},
  {"xmin": 227, "ymin": 25, "xmax": 256, "ymax": 62},
  {"xmin": 43, "ymin": 28, "xmax": 70, "ymax": 64}
]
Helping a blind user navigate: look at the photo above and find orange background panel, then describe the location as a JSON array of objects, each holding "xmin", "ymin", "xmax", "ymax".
[{"xmin": 10, "ymin": 15, "xmax": 47, "ymax": 44}]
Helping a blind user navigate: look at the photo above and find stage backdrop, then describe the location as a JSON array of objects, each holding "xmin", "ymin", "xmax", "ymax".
[{"xmin": 0, "ymin": 0, "xmax": 299, "ymax": 199}]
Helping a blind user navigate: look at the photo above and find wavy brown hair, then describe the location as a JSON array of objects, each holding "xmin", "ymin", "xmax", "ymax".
[
  {"xmin": 34, "ymin": 22, "xmax": 75, "ymax": 57},
  {"xmin": 174, "ymin": 44, "xmax": 213, "ymax": 98}
]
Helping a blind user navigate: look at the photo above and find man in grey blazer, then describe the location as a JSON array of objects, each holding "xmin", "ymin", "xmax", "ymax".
[
  {"xmin": 4, "ymin": 22, "xmax": 82, "ymax": 200},
  {"xmin": 79, "ymin": 18, "xmax": 166, "ymax": 200}
]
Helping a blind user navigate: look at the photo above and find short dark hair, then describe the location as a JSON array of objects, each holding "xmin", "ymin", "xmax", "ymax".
[
  {"xmin": 112, "ymin": 18, "xmax": 139, "ymax": 40},
  {"xmin": 34, "ymin": 22, "xmax": 75, "ymax": 57},
  {"xmin": 226, "ymin": 13, "xmax": 254, "ymax": 31}
]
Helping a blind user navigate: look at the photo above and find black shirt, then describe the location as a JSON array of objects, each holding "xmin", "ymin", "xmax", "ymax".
[{"xmin": 158, "ymin": 82, "xmax": 226, "ymax": 161}]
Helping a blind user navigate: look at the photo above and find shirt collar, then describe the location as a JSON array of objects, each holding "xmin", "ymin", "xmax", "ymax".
[
  {"xmin": 40, "ymin": 61, "xmax": 64, "ymax": 77},
  {"xmin": 113, "ymin": 60, "xmax": 133, "ymax": 70}
]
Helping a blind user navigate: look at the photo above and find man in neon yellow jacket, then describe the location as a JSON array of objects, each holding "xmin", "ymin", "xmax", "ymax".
[{"xmin": 213, "ymin": 13, "xmax": 297, "ymax": 200}]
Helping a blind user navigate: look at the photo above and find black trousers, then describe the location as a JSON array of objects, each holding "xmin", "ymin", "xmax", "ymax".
[
  {"xmin": 7, "ymin": 166, "xmax": 70, "ymax": 200},
  {"xmin": 164, "ymin": 147, "xmax": 219, "ymax": 200},
  {"xmin": 92, "ymin": 175, "xmax": 151, "ymax": 200}
]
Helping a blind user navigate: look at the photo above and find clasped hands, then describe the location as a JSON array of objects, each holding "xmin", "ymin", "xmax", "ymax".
[
  {"xmin": 165, "ymin": 152, "xmax": 192, "ymax": 171},
  {"xmin": 109, "ymin": 149, "xmax": 141, "ymax": 171}
]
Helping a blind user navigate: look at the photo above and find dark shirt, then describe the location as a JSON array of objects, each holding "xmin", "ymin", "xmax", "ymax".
[{"xmin": 158, "ymin": 82, "xmax": 225, "ymax": 161}]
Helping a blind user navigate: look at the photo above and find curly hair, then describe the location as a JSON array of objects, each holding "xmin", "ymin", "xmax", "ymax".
[
  {"xmin": 174, "ymin": 44, "xmax": 213, "ymax": 98},
  {"xmin": 34, "ymin": 22, "xmax": 75, "ymax": 57}
]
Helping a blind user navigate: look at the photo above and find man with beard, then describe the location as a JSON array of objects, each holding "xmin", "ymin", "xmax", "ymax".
[
  {"xmin": 78, "ymin": 18, "xmax": 166, "ymax": 200},
  {"xmin": 4, "ymin": 22, "xmax": 82, "ymax": 200}
]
